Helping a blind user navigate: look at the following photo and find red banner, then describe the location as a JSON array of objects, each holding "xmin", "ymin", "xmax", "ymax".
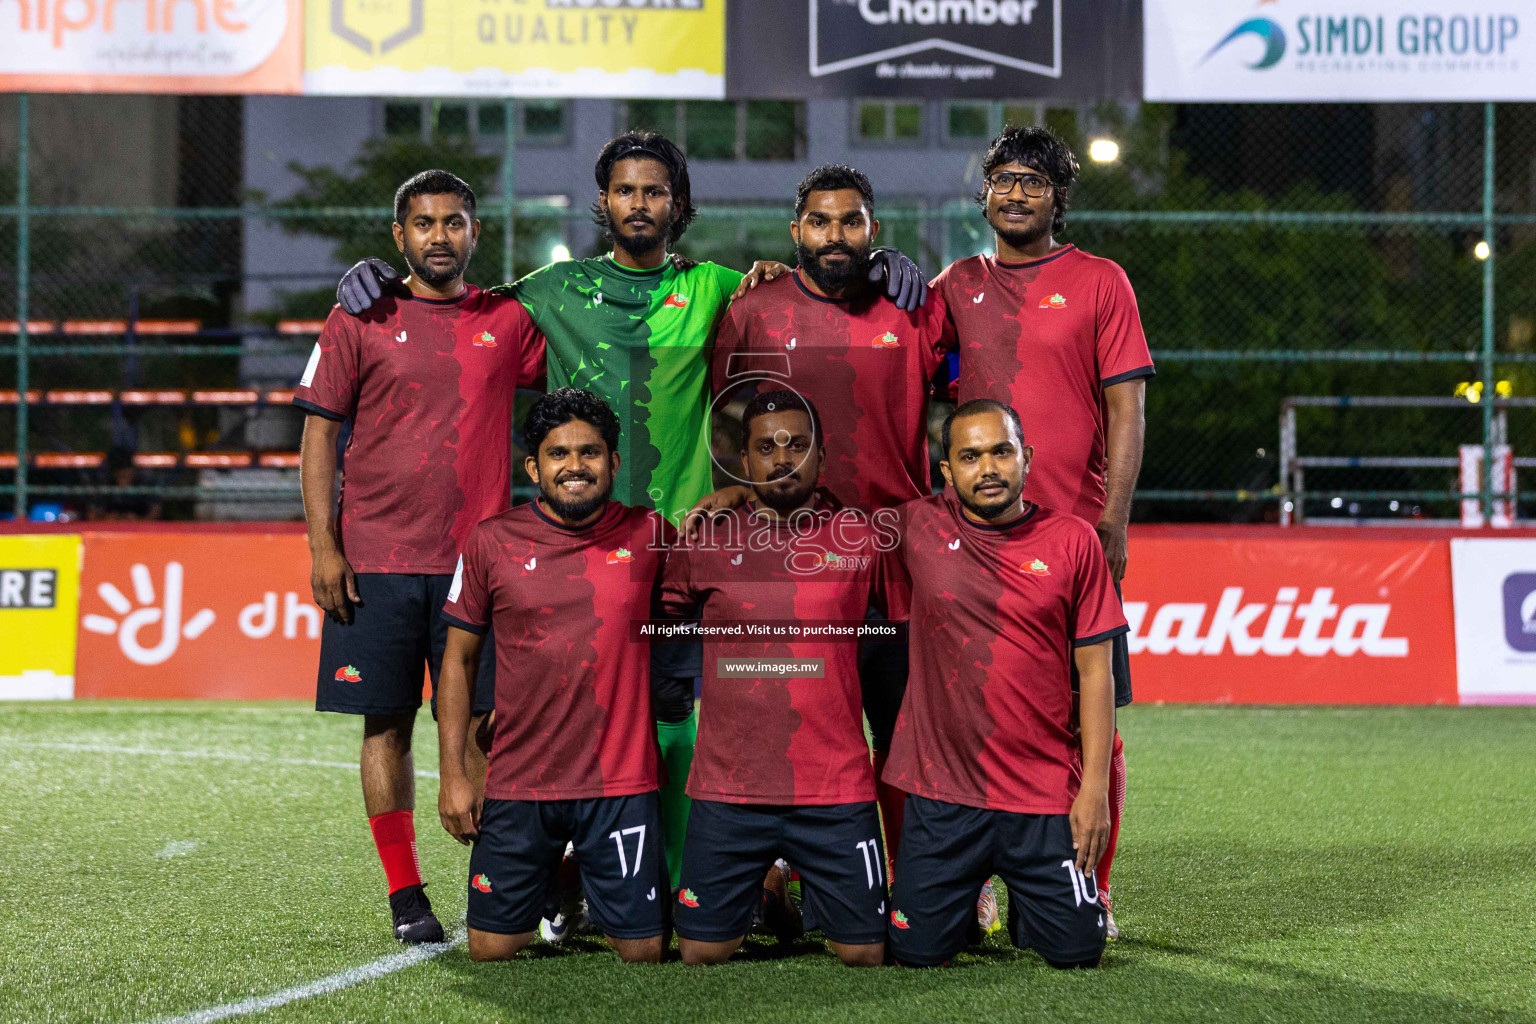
[
  {"xmin": 76, "ymin": 532, "xmax": 318, "ymax": 700},
  {"xmin": 1122, "ymin": 530, "xmax": 1457, "ymax": 704}
]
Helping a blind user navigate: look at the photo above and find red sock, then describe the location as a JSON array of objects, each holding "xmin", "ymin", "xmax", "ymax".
[
  {"xmin": 369, "ymin": 810, "xmax": 423, "ymax": 896},
  {"xmin": 873, "ymin": 749, "xmax": 905, "ymax": 872},
  {"xmin": 1099, "ymin": 731, "xmax": 1126, "ymax": 892}
]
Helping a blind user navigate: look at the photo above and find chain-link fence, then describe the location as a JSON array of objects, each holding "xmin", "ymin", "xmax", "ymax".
[{"xmin": 2, "ymin": 95, "xmax": 1534, "ymax": 523}]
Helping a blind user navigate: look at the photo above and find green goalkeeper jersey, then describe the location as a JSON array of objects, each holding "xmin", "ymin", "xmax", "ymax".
[{"xmin": 498, "ymin": 255, "xmax": 743, "ymax": 524}]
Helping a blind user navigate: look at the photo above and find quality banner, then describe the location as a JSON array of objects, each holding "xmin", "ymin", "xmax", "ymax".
[
  {"xmin": 0, "ymin": 0, "xmax": 302, "ymax": 94},
  {"xmin": 0, "ymin": 534, "xmax": 81, "ymax": 700},
  {"xmin": 306, "ymin": 0, "xmax": 725, "ymax": 98},
  {"xmin": 1146, "ymin": 0, "xmax": 1536, "ymax": 102},
  {"xmin": 1122, "ymin": 531, "xmax": 1457, "ymax": 704},
  {"xmin": 76, "ymin": 532, "xmax": 320, "ymax": 700}
]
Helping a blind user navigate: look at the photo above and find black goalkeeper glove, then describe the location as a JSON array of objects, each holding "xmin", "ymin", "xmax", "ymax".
[
  {"xmin": 336, "ymin": 258, "xmax": 400, "ymax": 317},
  {"xmin": 868, "ymin": 247, "xmax": 929, "ymax": 312}
]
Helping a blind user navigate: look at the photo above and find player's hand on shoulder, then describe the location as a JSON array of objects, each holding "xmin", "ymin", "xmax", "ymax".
[
  {"xmin": 730, "ymin": 260, "xmax": 791, "ymax": 301},
  {"xmin": 438, "ymin": 773, "xmax": 481, "ymax": 846},
  {"xmin": 868, "ymin": 247, "xmax": 929, "ymax": 312},
  {"xmin": 310, "ymin": 547, "xmax": 361, "ymax": 624},
  {"xmin": 684, "ymin": 485, "xmax": 753, "ymax": 541},
  {"xmin": 336, "ymin": 258, "xmax": 400, "ymax": 317},
  {"xmin": 670, "ymin": 252, "xmax": 700, "ymax": 272}
]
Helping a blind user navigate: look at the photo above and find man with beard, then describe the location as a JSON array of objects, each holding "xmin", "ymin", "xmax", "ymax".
[
  {"xmin": 931, "ymin": 127, "xmax": 1154, "ymax": 937},
  {"xmin": 437, "ymin": 388, "xmax": 672, "ymax": 964},
  {"xmin": 332, "ymin": 140, "xmax": 927, "ymax": 891},
  {"xmin": 294, "ymin": 170, "xmax": 546, "ymax": 944},
  {"xmin": 661, "ymin": 391, "xmax": 892, "ymax": 967},
  {"xmin": 882, "ymin": 400, "xmax": 1124, "ymax": 970},
  {"xmin": 703, "ymin": 164, "xmax": 952, "ymax": 893}
]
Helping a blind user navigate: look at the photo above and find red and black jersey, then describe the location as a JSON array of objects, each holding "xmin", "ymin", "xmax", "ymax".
[
  {"xmin": 293, "ymin": 287, "xmax": 546, "ymax": 574},
  {"xmin": 659, "ymin": 500, "xmax": 894, "ymax": 806},
  {"xmin": 881, "ymin": 495, "xmax": 1127, "ymax": 814},
  {"xmin": 933, "ymin": 246, "xmax": 1154, "ymax": 522},
  {"xmin": 442, "ymin": 500, "xmax": 669, "ymax": 801},
  {"xmin": 712, "ymin": 271, "xmax": 954, "ymax": 511}
]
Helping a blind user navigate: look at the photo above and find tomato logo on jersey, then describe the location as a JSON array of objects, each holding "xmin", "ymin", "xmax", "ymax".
[
  {"xmin": 472, "ymin": 874, "xmax": 492, "ymax": 893},
  {"xmin": 474, "ymin": 331, "xmax": 497, "ymax": 348},
  {"xmin": 1020, "ymin": 559, "xmax": 1052, "ymax": 576},
  {"xmin": 890, "ymin": 909, "xmax": 911, "ymax": 929},
  {"xmin": 678, "ymin": 888, "xmax": 700, "ymax": 908},
  {"xmin": 872, "ymin": 331, "xmax": 900, "ymax": 348},
  {"xmin": 335, "ymin": 665, "xmax": 361, "ymax": 683},
  {"xmin": 1039, "ymin": 293, "xmax": 1068, "ymax": 310},
  {"xmin": 607, "ymin": 547, "xmax": 634, "ymax": 565},
  {"xmin": 663, "ymin": 294, "xmax": 689, "ymax": 309}
]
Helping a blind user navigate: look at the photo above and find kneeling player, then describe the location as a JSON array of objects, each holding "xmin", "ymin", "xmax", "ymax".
[
  {"xmin": 663, "ymin": 391, "xmax": 890, "ymax": 967},
  {"xmin": 436, "ymin": 389, "xmax": 672, "ymax": 963},
  {"xmin": 883, "ymin": 400, "xmax": 1124, "ymax": 969}
]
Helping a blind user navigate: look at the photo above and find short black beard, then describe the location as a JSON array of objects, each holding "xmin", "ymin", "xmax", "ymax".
[
  {"xmin": 957, "ymin": 479, "xmax": 1023, "ymax": 521},
  {"xmin": 540, "ymin": 479, "xmax": 611, "ymax": 523},
  {"xmin": 754, "ymin": 473, "xmax": 816, "ymax": 514},
  {"xmin": 987, "ymin": 205, "xmax": 1052, "ymax": 250},
  {"xmin": 796, "ymin": 242, "xmax": 871, "ymax": 296},
  {"xmin": 593, "ymin": 206, "xmax": 672, "ymax": 260},
  {"xmin": 404, "ymin": 245, "xmax": 472, "ymax": 288}
]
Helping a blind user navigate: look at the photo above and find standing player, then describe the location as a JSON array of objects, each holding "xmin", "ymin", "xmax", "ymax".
[
  {"xmin": 883, "ymin": 400, "xmax": 1124, "ymax": 969},
  {"xmin": 662, "ymin": 391, "xmax": 891, "ymax": 968},
  {"xmin": 932, "ymin": 126, "xmax": 1153, "ymax": 936},
  {"xmin": 701, "ymin": 165, "xmax": 951, "ymax": 877},
  {"xmin": 436, "ymin": 388, "xmax": 671, "ymax": 963},
  {"xmin": 334, "ymin": 134, "xmax": 928, "ymax": 892},
  {"xmin": 295, "ymin": 170, "xmax": 546, "ymax": 943}
]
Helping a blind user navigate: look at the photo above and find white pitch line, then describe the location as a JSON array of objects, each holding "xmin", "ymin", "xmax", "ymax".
[
  {"xmin": 6, "ymin": 741, "xmax": 440, "ymax": 779},
  {"xmin": 143, "ymin": 930, "xmax": 464, "ymax": 1024}
]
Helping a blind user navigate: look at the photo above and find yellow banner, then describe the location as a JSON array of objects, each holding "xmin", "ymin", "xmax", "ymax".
[
  {"xmin": 306, "ymin": 0, "xmax": 724, "ymax": 98},
  {"xmin": 0, "ymin": 535, "xmax": 81, "ymax": 700}
]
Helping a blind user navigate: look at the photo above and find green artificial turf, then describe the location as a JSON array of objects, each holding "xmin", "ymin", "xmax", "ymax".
[{"xmin": 0, "ymin": 703, "xmax": 1531, "ymax": 1024}]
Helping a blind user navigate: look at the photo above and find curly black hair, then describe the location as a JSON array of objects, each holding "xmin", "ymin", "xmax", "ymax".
[
  {"xmin": 942, "ymin": 398, "xmax": 1025, "ymax": 457},
  {"xmin": 394, "ymin": 169, "xmax": 476, "ymax": 226},
  {"xmin": 524, "ymin": 387, "xmax": 622, "ymax": 458},
  {"xmin": 740, "ymin": 389, "xmax": 824, "ymax": 452},
  {"xmin": 591, "ymin": 130, "xmax": 697, "ymax": 244},
  {"xmin": 973, "ymin": 125, "xmax": 1079, "ymax": 236},
  {"xmin": 794, "ymin": 164, "xmax": 874, "ymax": 218}
]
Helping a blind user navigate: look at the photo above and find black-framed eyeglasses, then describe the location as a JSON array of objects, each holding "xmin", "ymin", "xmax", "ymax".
[{"xmin": 984, "ymin": 171, "xmax": 1053, "ymax": 198}]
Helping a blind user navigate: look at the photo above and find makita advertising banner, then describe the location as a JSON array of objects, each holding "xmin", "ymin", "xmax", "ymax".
[
  {"xmin": 727, "ymin": 0, "xmax": 1142, "ymax": 100},
  {"xmin": 1145, "ymin": 0, "xmax": 1536, "ymax": 102},
  {"xmin": 1121, "ymin": 530, "xmax": 1458, "ymax": 704}
]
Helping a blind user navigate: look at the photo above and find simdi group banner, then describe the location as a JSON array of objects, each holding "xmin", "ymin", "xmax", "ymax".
[
  {"xmin": 0, "ymin": 534, "xmax": 81, "ymax": 700},
  {"xmin": 728, "ymin": 0, "xmax": 1141, "ymax": 99},
  {"xmin": 306, "ymin": 0, "xmax": 726, "ymax": 97},
  {"xmin": 1121, "ymin": 532, "xmax": 1458, "ymax": 704},
  {"xmin": 0, "ymin": 0, "xmax": 302, "ymax": 94},
  {"xmin": 1145, "ymin": 0, "xmax": 1536, "ymax": 102},
  {"xmin": 1450, "ymin": 538, "xmax": 1536, "ymax": 705}
]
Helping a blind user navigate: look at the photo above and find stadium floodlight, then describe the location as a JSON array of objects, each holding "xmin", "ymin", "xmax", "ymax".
[
  {"xmin": 1475, "ymin": 240, "xmax": 1491, "ymax": 260},
  {"xmin": 551, "ymin": 243, "xmax": 572, "ymax": 263},
  {"xmin": 1089, "ymin": 138, "xmax": 1120, "ymax": 163}
]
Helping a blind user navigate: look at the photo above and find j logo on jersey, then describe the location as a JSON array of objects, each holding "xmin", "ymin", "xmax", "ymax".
[
  {"xmin": 663, "ymin": 294, "xmax": 689, "ymax": 309},
  {"xmin": 523, "ymin": 556, "xmax": 538, "ymax": 572},
  {"xmin": 606, "ymin": 547, "xmax": 633, "ymax": 565},
  {"xmin": 948, "ymin": 538, "xmax": 961, "ymax": 551},
  {"xmin": 1039, "ymin": 293, "xmax": 1068, "ymax": 310},
  {"xmin": 973, "ymin": 292, "xmax": 985, "ymax": 304},
  {"xmin": 1020, "ymin": 558, "xmax": 1052, "ymax": 576},
  {"xmin": 872, "ymin": 331, "xmax": 901, "ymax": 348},
  {"xmin": 394, "ymin": 331, "xmax": 408, "ymax": 344},
  {"xmin": 786, "ymin": 337, "xmax": 797, "ymax": 350},
  {"xmin": 473, "ymin": 331, "xmax": 497, "ymax": 348}
]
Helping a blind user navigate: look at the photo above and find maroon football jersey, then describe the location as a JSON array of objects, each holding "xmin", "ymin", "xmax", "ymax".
[
  {"xmin": 442, "ymin": 500, "xmax": 668, "ymax": 800},
  {"xmin": 293, "ymin": 287, "xmax": 546, "ymax": 574},
  {"xmin": 933, "ymin": 246, "xmax": 1154, "ymax": 522},
  {"xmin": 881, "ymin": 495, "xmax": 1127, "ymax": 813},
  {"xmin": 712, "ymin": 271, "xmax": 954, "ymax": 511},
  {"xmin": 659, "ymin": 500, "xmax": 894, "ymax": 805}
]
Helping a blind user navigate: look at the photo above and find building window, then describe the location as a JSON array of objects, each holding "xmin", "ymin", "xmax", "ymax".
[
  {"xmin": 856, "ymin": 100, "xmax": 926, "ymax": 144},
  {"xmin": 384, "ymin": 100, "xmax": 569, "ymax": 145},
  {"xmin": 943, "ymin": 102, "xmax": 1042, "ymax": 144},
  {"xmin": 619, "ymin": 101, "xmax": 803, "ymax": 161}
]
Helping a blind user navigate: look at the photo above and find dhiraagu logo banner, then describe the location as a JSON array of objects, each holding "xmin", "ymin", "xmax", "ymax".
[
  {"xmin": 1145, "ymin": 0, "xmax": 1536, "ymax": 101},
  {"xmin": 306, "ymin": 0, "xmax": 724, "ymax": 98},
  {"xmin": 0, "ymin": 535, "xmax": 81, "ymax": 700}
]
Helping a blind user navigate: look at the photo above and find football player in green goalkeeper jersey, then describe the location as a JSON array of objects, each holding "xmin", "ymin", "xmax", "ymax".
[{"xmin": 334, "ymin": 130, "xmax": 928, "ymax": 900}]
